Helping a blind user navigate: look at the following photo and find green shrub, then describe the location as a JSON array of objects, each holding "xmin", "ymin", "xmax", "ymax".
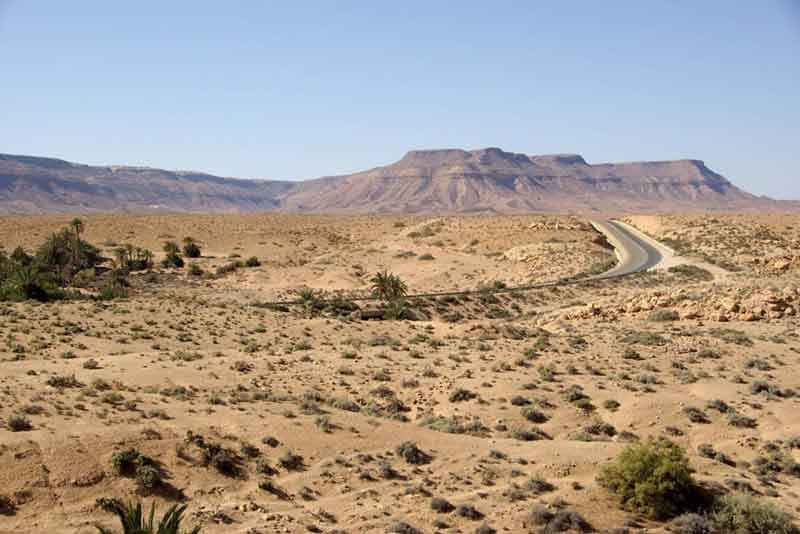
[
  {"xmin": 0, "ymin": 494, "xmax": 16, "ymax": 515},
  {"xmin": 449, "ymin": 388, "xmax": 477, "ymax": 402},
  {"xmin": 668, "ymin": 264, "xmax": 714, "ymax": 282},
  {"xmin": 396, "ymin": 441, "xmax": 431, "ymax": 465},
  {"xmin": 711, "ymin": 494, "xmax": 797, "ymax": 534},
  {"xmin": 383, "ymin": 298, "xmax": 410, "ymax": 320},
  {"xmin": 278, "ymin": 450, "xmax": 304, "ymax": 471},
  {"xmin": 521, "ymin": 407, "xmax": 548, "ymax": 423},
  {"xmin": 431, "ymin": 496, "xmax": 454, "ymax": 513},
  {"xmin": 0, "ymin": 265, "xmax": 65, "ymax": 302},
  {"xmin": 182, "ymin": 238, "xmax": 201, "ymax": 258},
  {"xmin": 620, "ymin": 330, "xmax": 669, "ymax": 346},
  {"xmin": 99, "ymin": 284, "xmax": 128, "ymax": 300},
  {"xmin": 72, "ymin": 268, "xmax": 97, "ymax": 287},
  {"xmin": 7, "ymin": 414, "xmax": 33, "ymax": 431},
  {"xmin": 46, "ymin": 374, "xmax": 83, "ymax": 388},
  {"xmin": 134, "ymin": 464, "xmax": 163, "ymax": 489},
  {"xmin": 187, "ymin": 263, "xmax": 204, "ymax": 276},
  {"xmin": 710, "ymin": 328, "xmax": 753, "ymax": 346},
  {"xmin": 671, "ymin": 513, "xmax": 715, "ymax": 534},
  {"xmin": 112, "ymin": 448, "xmax": 151, "ymax": 477},
  {"xmin": 597, "ymin": 439, "xmax": 697, "ymax": 520},
  {"xmin": 648, "ymin": 309, "xmax": 680, "ymax": 322},
  {"xmin": 215, "ymin": 262, "xmax": 242, "ymax": 276},
  {"xmin": 244, "ymin": 256, "xmax": 261, "ymax": 267},
  {"xmin": 162, "ymin": 241, "xmax": 184, "ymax": 268}
]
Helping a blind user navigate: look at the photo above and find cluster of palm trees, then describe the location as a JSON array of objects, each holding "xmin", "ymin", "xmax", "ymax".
[
  {"xmin": 112, "ymin": 244, "xmax": 154, "ymax": 272},
  {"xmin": 1, "ymin": 218, "xmax": 102, "ymax": 301},
  {"xmin": 36, "ymin": 217, "xmax": 101, "ymax": 279}
]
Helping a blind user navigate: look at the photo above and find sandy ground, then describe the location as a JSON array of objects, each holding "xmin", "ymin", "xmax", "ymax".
[{"xmin": 0, "ymin": 213, "xmax": 799, "ymax": 533}]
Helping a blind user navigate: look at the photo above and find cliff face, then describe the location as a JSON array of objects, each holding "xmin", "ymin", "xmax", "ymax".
[{"xmin": 0, "ymin": 148, "xmax": 787, "ymax": 214}]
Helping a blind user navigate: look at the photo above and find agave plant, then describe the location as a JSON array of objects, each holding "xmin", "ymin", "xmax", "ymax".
[{"xmin": 95, "ymin": 501, "xmax": 200, "ymax": 534}]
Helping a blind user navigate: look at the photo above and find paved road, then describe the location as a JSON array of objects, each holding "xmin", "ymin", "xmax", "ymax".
[
  {"xmin": 257, "ymin": 219, "xmax": 673, "ymax": 306},
  {"xmin": 589, "ymin": 219, "xmax": 670, "ymax": 279}
]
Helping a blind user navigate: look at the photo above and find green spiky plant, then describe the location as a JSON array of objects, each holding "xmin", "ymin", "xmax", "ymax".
[{"xmin": 95, "ymin": 501, "xmax": 200, "ymax": 534}]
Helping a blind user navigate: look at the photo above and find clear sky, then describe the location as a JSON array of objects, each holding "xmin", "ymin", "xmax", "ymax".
[{"xmin": 1, "ymin": 1, "xmax": 798, "ymax": 197}]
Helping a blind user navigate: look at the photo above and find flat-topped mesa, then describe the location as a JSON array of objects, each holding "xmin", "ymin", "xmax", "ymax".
[
  {"xmin": 396, "ymin": 147, "xmax": 534, "ymax": 168},
  {"xmin": 396, "ymin": 149, "xmax": 593, "ymax": 171}
]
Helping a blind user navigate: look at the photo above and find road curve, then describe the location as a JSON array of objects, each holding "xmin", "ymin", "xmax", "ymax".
[
  {"xmin": 589, "ymin": 219, "xmax": 671, "ymax": 279},
  {"xmin": 255, "ymin": 219, "xmax": 674, "ymax": 306}
]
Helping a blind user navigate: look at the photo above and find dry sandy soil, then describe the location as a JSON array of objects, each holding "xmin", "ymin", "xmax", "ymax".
[{"xmin": 0, "ymin": 213, "xmax": 799, "ymax": 533}]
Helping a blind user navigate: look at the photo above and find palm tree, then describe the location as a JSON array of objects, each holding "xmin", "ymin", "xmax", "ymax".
[
  {"xmin": 70, "ymin": 218, "xmax": 84, "ymax": 240},
  {"xmin": 141, "ymin": 249, "xmax": 154, "ymax": 270},
  {"xmin": 70, "ymin": 218, "xmax": 84, "ymax": 270},
  {"xmin": 95, "ymin": 501, "xmax": 200, "ymax": 534},
  {"xmin": 370, "ymin": 271, "xmax": 408, "ymax": 302},
  {"xmin": 113, "ymin": 247, "xmax": 128, "ymax": 270}
]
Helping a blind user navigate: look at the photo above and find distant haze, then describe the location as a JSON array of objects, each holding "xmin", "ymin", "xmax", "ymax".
[{"xmin": 0, "ymin": 2, "xmax": 798, "ymax": 198}]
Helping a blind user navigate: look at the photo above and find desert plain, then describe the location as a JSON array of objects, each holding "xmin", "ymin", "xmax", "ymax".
[{"xmin": 0, "ymin": 213, "xmax": 799, "ymax": 533}]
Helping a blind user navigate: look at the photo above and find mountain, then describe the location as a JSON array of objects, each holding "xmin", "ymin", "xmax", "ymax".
[
  {"xmin": 0, "ymin": 148, "xmax": 790, "ymax": 214},
  {"xmin": 282, "ymin": 148, "xmax": 784, "ymax": 213},
  {"xmin": 0, "ymin": 153, "xmax": 293, "ymax": 214}
]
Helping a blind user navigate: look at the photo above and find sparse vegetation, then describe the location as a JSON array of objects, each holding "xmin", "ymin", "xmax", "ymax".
[{"xmin": 0, "ymin": 213, "xmax": 798, "ymax": 532}]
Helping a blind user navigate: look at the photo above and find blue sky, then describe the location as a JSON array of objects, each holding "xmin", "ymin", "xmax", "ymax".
[{"xmin": 1, "ymin": 1, "xmax": 798, "ymax": 197}]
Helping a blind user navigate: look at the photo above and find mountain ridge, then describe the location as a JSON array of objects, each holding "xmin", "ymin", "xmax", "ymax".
[{"xmin": 0, "ymin": 148, "xmax": 791, "ymax": 214}]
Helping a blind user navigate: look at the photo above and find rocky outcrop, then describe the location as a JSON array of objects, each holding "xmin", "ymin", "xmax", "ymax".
[{"xmin": 561, "ymin": 286, "xmax": 800, "ymax": 323}]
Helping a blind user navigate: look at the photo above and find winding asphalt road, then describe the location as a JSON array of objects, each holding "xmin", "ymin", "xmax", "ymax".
[
  {"xmin": 257, "ymin": 219, "xmax": 674, "ymax": 306},
  {"xmin": 589, "ymin": 219, "xmax": 672, "ymax": 279}
]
